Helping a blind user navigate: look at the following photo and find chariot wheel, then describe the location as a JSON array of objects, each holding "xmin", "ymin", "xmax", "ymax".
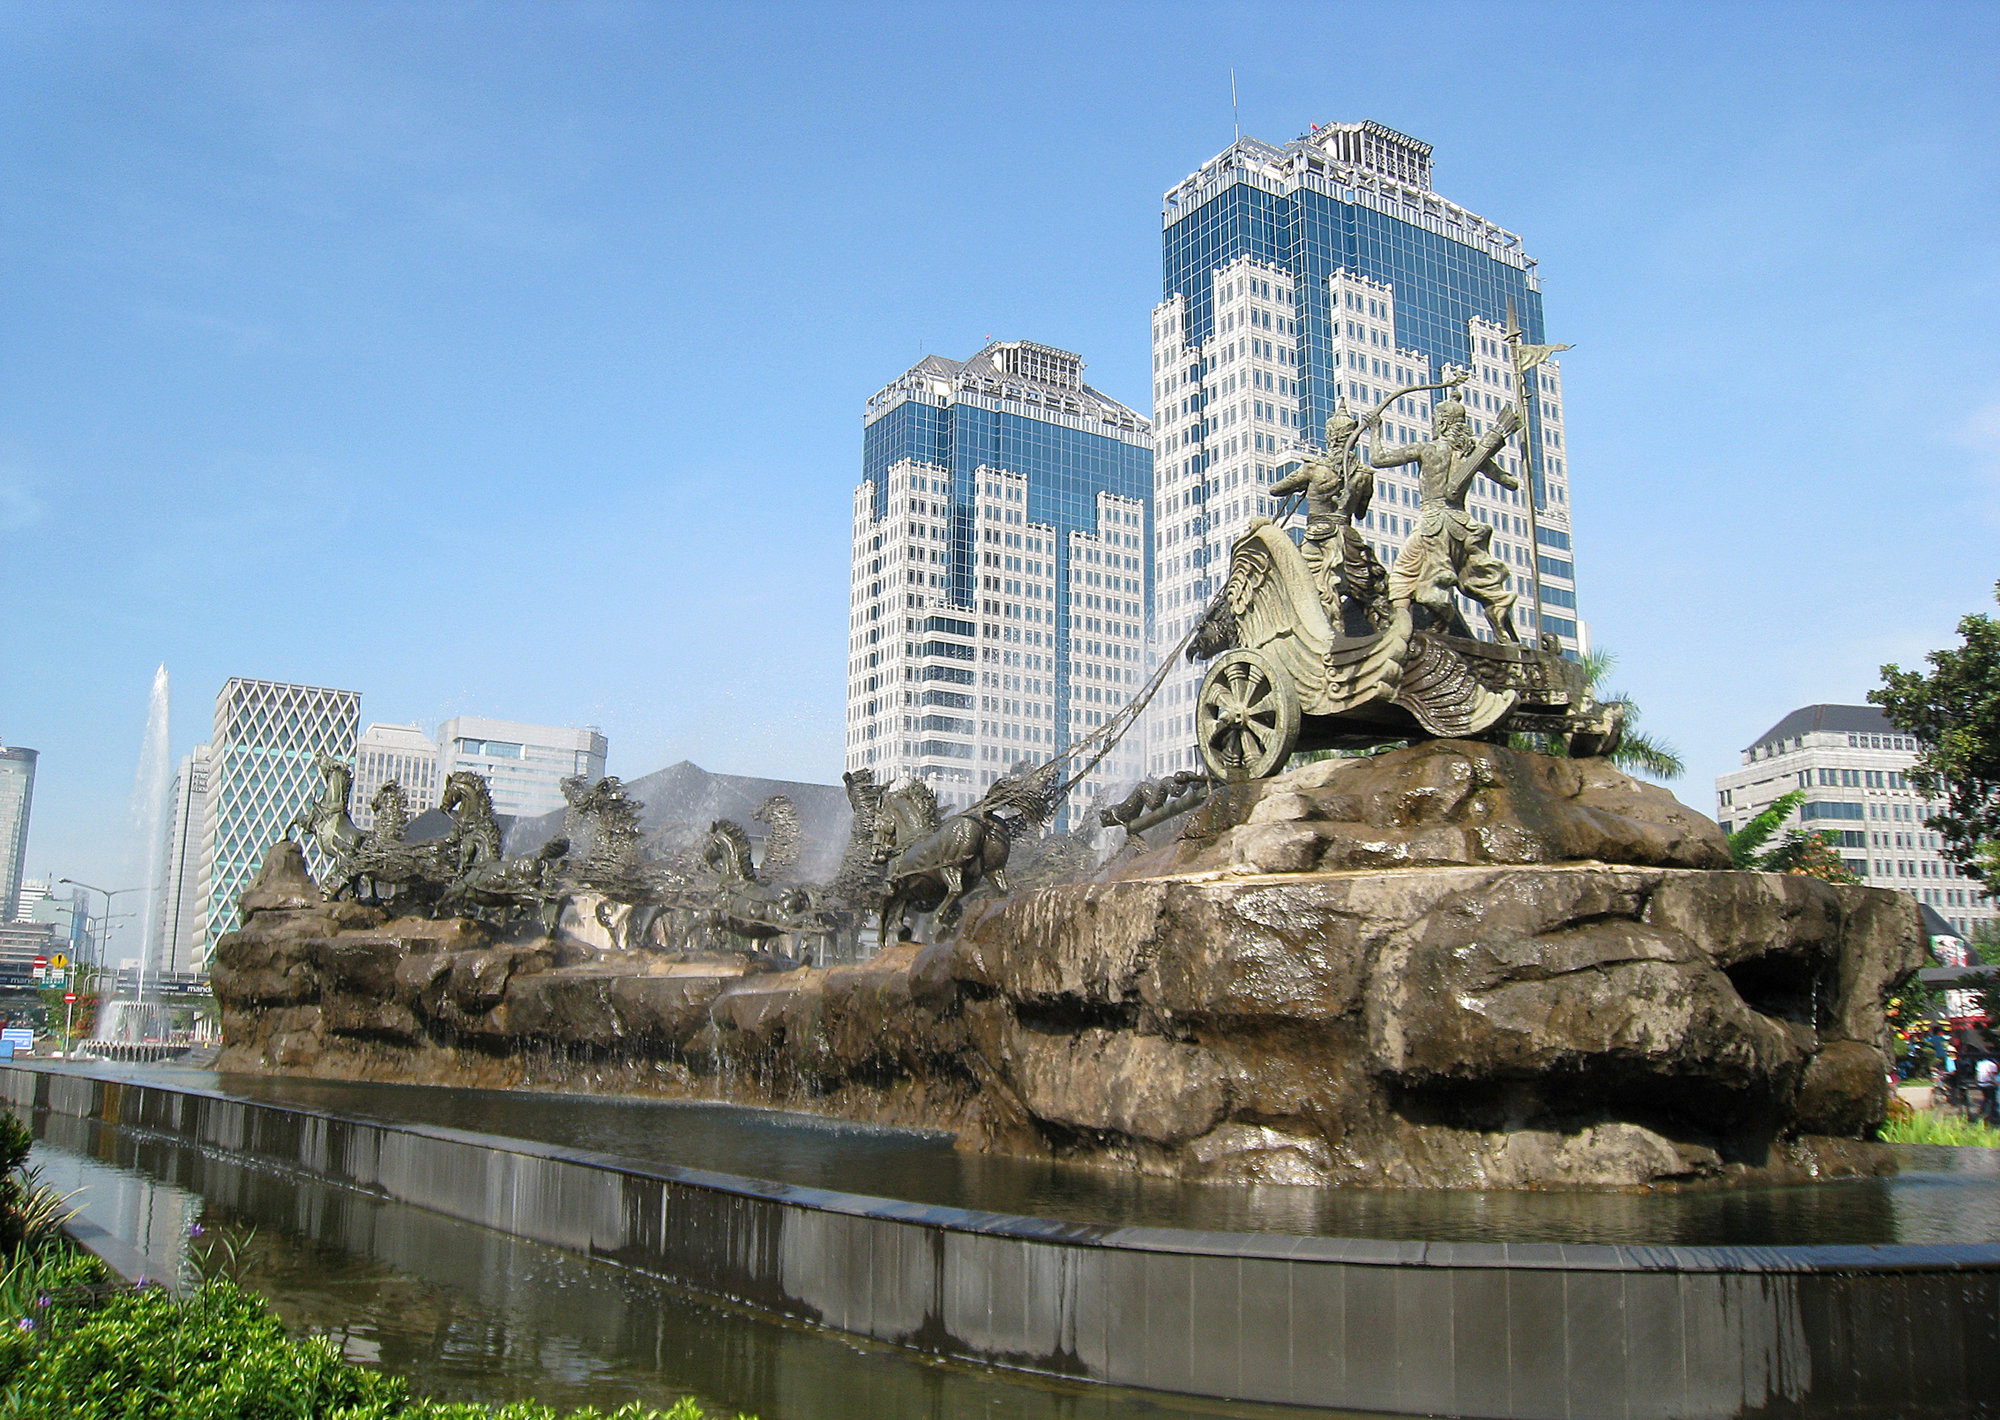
[{"xmin": 1195, "ymin": 647, "xmax": 1301, "ymax": 782}]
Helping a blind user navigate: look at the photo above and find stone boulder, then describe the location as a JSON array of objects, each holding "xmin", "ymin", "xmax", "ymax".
[
  {"xmin": 940, "ymin": 862, "xmax": 1922, "ymax": 1186},
  {"xmin": 209, "ymin": 753, "xmax": 1924, "ymax": 1191},
  {"xmin": 1124, "ymin": 739, "xmax": 1729, "ymax": 878}
]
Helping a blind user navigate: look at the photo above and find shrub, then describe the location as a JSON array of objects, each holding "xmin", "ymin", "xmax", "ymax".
[{"xmin": 0, "ymin": 1239, "xmax": 747, "ymax": 1418}]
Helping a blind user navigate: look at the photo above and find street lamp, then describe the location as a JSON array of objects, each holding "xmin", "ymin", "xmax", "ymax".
[{"xmin": 57, "ymin": 879, "xmax": 138, "ymax": 973}]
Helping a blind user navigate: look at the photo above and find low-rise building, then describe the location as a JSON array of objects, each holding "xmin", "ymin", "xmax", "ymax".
[
  {"xmin": 1715, "ymin": 703, "xmax": 1994, "ymax": 936},
  {"xmin": 351, "ymin": 723, "xmax": 442, "ymax": 830},
  {"xmin": 437, "ymin": 717, "xmax": 607, "ymax": 821}
]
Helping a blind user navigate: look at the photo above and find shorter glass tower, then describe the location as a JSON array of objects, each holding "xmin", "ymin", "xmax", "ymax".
[{"xmin": 848, "ymin": 342, "xmax": 1153, "ymax": 819}]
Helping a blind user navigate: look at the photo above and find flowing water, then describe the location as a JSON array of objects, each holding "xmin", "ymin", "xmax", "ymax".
[
  {"xmin": 125, "ymin": 663, "xmax": 172, "ymax": 978},
  {"xmin": 28, "ymin": 1111, "xmax": 1354, "ymax": 1420},
  {"xmin": 23, "ymin": 1064, "xmax": 2000, "ymax": 1415},
  {"xmin": 46, "ymin": 1063, "xmax": 2000, "ymax": 1246}
]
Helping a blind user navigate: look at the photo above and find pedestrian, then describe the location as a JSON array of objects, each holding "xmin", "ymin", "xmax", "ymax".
[{"xmin": 1977, "ymin": 1055, "xmax": 2000, "ymax": 1127}]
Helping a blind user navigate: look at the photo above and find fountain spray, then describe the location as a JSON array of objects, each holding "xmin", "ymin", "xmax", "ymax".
[{"xmin": 128, "ymin": 665, "xmax": 171, "ymax": 1010}]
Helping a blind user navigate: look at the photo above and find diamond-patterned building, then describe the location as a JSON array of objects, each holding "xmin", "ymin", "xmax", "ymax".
[{"xmin": 194, "ymin": 678, "xmax": 359, "ymax": 964}]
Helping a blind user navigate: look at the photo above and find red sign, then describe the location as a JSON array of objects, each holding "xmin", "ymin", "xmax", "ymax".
[
  {"xmin": 31, "ymin": 958, "xmax": 46, "ymax": 970},
  {"xmin": 62, "ymin": 992, "xmax": 76, "ymax": 1004}
]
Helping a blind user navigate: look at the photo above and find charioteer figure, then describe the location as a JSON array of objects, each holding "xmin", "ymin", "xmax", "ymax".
[
  {"xmin": 1269, "ymin": 403, "xmax": 1389, "ymax": 636},
  {"xmin": 1367, "ymin": 397, "xmax": 1522, "ymax": 643}
]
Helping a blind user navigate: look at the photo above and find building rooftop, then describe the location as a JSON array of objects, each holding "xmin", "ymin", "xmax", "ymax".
[
  {"xmin": 1745, "ymin": 703, "xmax": 1893, "ymax": 753},
  {"xmin": 1161, "ymin": 120, "xmax": 1531, "ymax": 271},
  {"xmin": 864, "ymin": 340, "xmax": 1149, "ymax": 439}
]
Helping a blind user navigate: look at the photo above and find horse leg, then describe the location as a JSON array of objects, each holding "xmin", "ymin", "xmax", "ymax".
[{"xmin": 933, "ymin": 866, "xmax": 966, "ymax": 928}]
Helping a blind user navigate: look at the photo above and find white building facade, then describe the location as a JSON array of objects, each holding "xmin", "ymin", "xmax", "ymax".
[
  {"xmin": 846, "ymin": 342, "xmax": 1152, "ymax": 821},
  {"xmin": 1147, "ymin": 122, "xmax": 1579, "ymax": 776},
  {"xmin": 1715, "ymin": 704, "xmax": 1994, "ymax": 937},
  {"xmin": 351, "ymin": 723, "xmax": 442, "ymax": 830},
  {"xmin": 153, "ymin": 743, "xmax": 209, "ymax": 979},
  {"xmin": 437, "ymin": 716, "xmax": 607, "ymax": 821}
]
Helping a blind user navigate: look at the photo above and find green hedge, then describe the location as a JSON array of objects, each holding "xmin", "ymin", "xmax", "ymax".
[{"xmin": 0, "ymin": 1243, "xmax": 745, "ymax": 1420}]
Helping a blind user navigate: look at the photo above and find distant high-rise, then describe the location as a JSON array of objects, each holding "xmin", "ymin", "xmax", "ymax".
[
  {"xmin": 847, "ymin": 341, "xmax": 1153, "ymax": 818},
  {"xmin": 436, "ymin": 717, "xmax": 606, "ymax": 821},
  {"xmin": 1715, "ymin": 704, "xmax": 1996, "ymax": 938},
  {"xmin": 195, "ymin": 679, "xmax": 360, "ymax": 962},
  {"xmin": 153, "ymin": 744, "xmax": 210, "ymax": 978},
  {"xmin": 351, "ymin": 723, "xmax": 441, "ymax": 830},
  {"xmin": 0, "ymin": 745, "xmax": 36, "ymax": 923},
  {"xmin": 1147, "ymin": 121, "xmax": 1581, "ymax": 775}
]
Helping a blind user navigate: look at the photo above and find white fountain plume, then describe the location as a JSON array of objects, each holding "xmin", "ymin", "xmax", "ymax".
[{"xmin": 128, "ymin": 664, "xmax": 172, "ymax": 999}]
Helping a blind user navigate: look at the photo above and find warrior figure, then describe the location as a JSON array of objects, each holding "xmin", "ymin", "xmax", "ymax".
[
  {"xmin": 1269, "ymin": 404, "xmax": 1390, "ymax": 635},
  {"xmin": 1367, "ymin": 399, "xmax": 1523, "ymax": 642}
]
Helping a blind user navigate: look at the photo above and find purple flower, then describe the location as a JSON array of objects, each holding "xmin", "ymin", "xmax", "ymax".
[
  {"xmin": 15, "ymin": 1318, "xmax": 33, "ymax": 1333},
  {"xmin": 188, "ymin": 1223, "xmax": 204, "ymax": 1238}
]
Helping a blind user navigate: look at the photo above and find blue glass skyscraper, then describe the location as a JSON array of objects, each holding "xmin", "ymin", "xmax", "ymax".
[
  {"xmin": 848, "ymin": 342, "xmax": 1152, "ymax": 816},
  {"xmin": 1148, "ymin": 122, "xmax": 1580, "ymax": 775}
]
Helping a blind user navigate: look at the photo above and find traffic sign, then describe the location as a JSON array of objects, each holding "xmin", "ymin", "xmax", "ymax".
[
  {"xmin": 62, "ymin": 992, "xmax": 76, "ymax": 1005},
  {"xmin": 31, "ymin": 958, "xmax": 46, "ymax": 970},
  {"xmin": 50, "ymin": 954, "xmax": 66, "ymax": 970}
]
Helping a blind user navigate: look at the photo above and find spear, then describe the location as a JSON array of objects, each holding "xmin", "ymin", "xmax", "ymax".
[{"xmin": 1503, "ymin": 297, "xmax": 1572, "ymax": 648}]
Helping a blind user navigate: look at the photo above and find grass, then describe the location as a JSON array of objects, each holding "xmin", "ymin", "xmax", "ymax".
[{"xmin": 1880, "ymin": 1109, "xmax": 2000, "ymax": 1148}]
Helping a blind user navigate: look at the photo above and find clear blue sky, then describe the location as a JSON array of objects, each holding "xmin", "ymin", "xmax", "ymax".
[{"xmin": 4, "ymin": 1, "xmax": 1997, "ymax": 904}]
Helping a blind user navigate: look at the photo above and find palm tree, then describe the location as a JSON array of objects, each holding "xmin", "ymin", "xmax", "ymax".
[
  {"xmin": 1513, "ymin": 648, "xmax": 1685, "ymax": 780},
  {"xmin": 1726, "ymin": 789, "xmax": 1802, "ymax": 869}
]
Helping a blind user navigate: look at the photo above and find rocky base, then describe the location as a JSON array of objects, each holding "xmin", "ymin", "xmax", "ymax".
[{"xmin": 211, "ymin": 744, "xmax": 1924, "ymax": 1190}]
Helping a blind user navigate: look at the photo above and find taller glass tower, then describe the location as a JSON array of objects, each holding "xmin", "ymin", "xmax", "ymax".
[
  {"xmin": 848, "ymin": 341, "xmax": 1152, "ymax": 818},
  {"xmin": 0, "ymin": 745, "xmax": 36, "ymax": 923},
  {"xmin": 1148, "ymin": 122, "xmax": 1580, "ymax": 775}
]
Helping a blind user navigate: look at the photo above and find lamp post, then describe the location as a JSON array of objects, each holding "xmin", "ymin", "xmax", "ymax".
[
  {"xmin": 58, "ymin": 880, "xmax": 139, "ymax": 1046},
  {"xmin": 58, "ymin": 880, "xmax": 139, "ymax": 970}
]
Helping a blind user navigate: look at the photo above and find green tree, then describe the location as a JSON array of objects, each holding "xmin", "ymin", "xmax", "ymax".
[
  {"xmin": 1873, "ymin": 580, "xmax": 2000, "ymax": 894},
  {"xmin": 1726, "ymin": 789, "xmax": 1803, "ymax": 868},
  {"xmin": 1722, "ymin": 788, "xmax": 1858, "ymax": 883},
  {"xmin": 1758, "ymin": 828, "xmax": 1860, "ymax": 883}
]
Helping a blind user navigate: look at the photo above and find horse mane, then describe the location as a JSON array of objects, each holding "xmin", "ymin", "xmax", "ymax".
[
  {"xmin": 445, "ymin": 771, "xmax": 494, "ymax": 813},
  {"xmin": 369, "ymin": 781, "xmax": 410, "ymax": 842},
  {"xmin": 977, "ymin": 760, "xmax": 1064, "ymax": 832},
  {"xmin": 753, "ymin": 795, "xmax": 801, "ymax": 879},
  {"xmin": 702, "ymin": 819, "xmax": 757, "ymax": 881},
  {"xmin": 886, "ymin": 779, "xmax": 939, "ymax": 833}
]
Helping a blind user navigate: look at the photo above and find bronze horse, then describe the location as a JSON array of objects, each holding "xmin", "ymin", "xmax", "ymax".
[
  {"xmin": 872, "ymin": 782, "xmax": 1011, "ymax": 942},
  {"xmin": 286, "ymin": 752, "xmax": 366, "ymax": 891}
]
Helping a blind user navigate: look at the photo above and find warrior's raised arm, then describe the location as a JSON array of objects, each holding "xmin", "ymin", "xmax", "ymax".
[{"xmin": 1365, "ymin": 409, "xmax": 1421, "ymax": 468}]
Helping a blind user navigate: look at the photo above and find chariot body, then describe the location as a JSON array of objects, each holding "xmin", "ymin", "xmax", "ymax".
[{"xmin": 1190, "ymin": 522, "xmax": 1623, "ymax": 780}]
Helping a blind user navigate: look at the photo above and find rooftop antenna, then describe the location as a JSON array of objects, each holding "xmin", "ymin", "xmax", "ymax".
[{"xmin": 1230, "ymin": 69, "xmax": 1240, "ymax": 141}]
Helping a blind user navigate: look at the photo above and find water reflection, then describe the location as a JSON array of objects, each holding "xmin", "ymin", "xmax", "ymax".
[
  {"xmin": 28, "ymin": 1115, "xmax": 1359, "ymax": 1420},
  {"xmin": 45, "ymin": 1063, "xmax": 2000, "ymax": 1246}
]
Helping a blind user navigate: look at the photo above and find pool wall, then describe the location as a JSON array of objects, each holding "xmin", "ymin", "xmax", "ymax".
[{"xmin": 9, "ymin": 1063, "xmax": 1997, "ymax": 1420}]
